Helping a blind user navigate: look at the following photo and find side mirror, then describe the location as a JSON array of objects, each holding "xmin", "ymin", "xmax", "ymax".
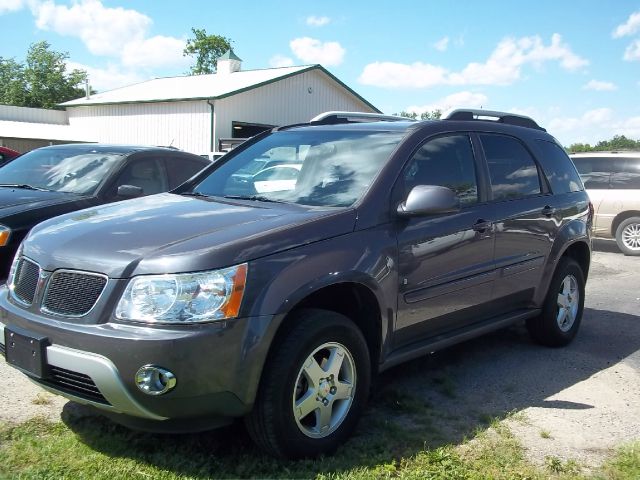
[
  {"xmin": 117, "ymin": 184, "xmax": 144, "ymax": 198},
  {"xmin": 397, "ymin": 185, "xmax": 460, "ymax": 217}
]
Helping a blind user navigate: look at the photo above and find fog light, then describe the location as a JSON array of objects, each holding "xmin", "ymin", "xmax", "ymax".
[{"xmin": 135, "ymin": 365, "xmax": 177, "ymax": 395}]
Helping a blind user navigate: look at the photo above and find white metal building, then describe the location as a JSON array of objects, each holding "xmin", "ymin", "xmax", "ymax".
[{"xmin": 60, "ymin": 51, "xmax": 379, "ymax": 154}]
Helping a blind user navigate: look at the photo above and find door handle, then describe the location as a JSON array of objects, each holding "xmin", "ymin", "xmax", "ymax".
[
  {"xmin": 541, "ymin": 206, "xmax": 556, "ymax": 217},
  {"xmin": 472, "ymin": 219, "xmax": 493, "ymax": 233}
]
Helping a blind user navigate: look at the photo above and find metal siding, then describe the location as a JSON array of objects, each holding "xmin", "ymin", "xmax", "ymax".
[
  {"xmin": 214, "ymin": 70, "xmax": 375, "ymax": 148},
  {"xmin": 0, "ymin": 105, "xmax": 68, "ymax": 125},
  {"xmin": 67, "ymin": 101, "xmax": 211, "ymax": 153}
]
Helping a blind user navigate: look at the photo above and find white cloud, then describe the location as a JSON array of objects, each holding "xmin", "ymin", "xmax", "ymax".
[
  {"xmin": 359, "ymin": 34, "xmax": 588, "ymax": 88},
  {"xmin": 613, "ymin": 10, "xmax": 640, "ymax": 38},
  {"xmin": 433, "ymin": 36, "xmax": 449, "ymax": 52},
  {"xmin": 34, "ymin": 0, "xmax": 150, "ymax": 56},
  {"xmin": 121, "ymin": 35, "xmax": 188, "ymax": 69},
  {"xmin": 547, "ymin": 108, "xmax": 640, "ymax": 145},
  {"xmin": 623, "ymin": 39, "xmax": 640, "ymax": 61},
  {"xmin": 66, "ymin": 61, "xmax": 145, "ymax": 92},
  {"xmin": 583, "ymin": 79, "xmax": 617, "ymax": 91},
  {"xmin": 0, "ymin": 0, "xmax": 25, "ymax": 14},
  {"xmin": 306, "ymin": 15, "xmax": 330, "ymax": 27},
  {"xmin": 290, "ymin": 37, "xmax": 345, "ymax": 66},
  {"xmin": 406, "ymin": 91, "xmax": 488, "ymax": 114},
  {"xmin": 269, "ymin": 55, "xmax": 294, "ymax": 68}
]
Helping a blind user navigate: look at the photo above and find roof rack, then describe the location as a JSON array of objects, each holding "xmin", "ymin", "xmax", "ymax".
[
  {"xmin": 310, "ymin": 111, "xmax": 417, "ymax": 125},
  {"xmin": 443, "ymin": 109, "xmax": 546, "ymax": 131}
]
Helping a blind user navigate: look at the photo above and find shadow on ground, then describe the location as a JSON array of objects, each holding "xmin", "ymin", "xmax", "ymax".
[{"xmin": 61, "ymin": 307, "xmax": 639, "ymax": 478}]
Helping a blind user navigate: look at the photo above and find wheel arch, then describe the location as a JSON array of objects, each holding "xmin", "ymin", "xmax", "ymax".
[
  {"xmin": 611, "ymin": 210, "xmax": 640, "ymax": 237},
  {"xmin": 268, "ymin": 281, "xmax": 385, "ymax": 376}
]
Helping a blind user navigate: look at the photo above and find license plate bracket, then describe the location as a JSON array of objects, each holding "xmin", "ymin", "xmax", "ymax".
[{"xmin": 4, "ymin": 326, "xmax": 49, "ymax": 379}]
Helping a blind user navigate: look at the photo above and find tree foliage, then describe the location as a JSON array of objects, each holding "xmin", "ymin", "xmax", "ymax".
[
  {"xmin": 395, "ymin": 110, "xmax": 442, "ymax": 120},
  {"xmin": 568, "ymin": 135, "xmax": 640, "ymax": 152},
  {"xmin": 183, "ymin": 28, "xmax": 232, "ymax": 75},
  {"xmin": 0, "ymin": 41, "xmax": 88, "ymax": 109}
]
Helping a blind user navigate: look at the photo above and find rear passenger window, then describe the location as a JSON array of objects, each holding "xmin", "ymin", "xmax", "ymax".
[
  {"xmin": 571, "ymin": 157, "xmax": 611, "ymax": 189},
  {"xmin": 403, "ymin": 134, "xmax": 478, "ymax": 206},
  {"xmin": 610, "ymin": 157, "xmax": 640, "ymax": 189},
  {"xmin": 535, "ymin": 140, "xmax": 583, "ymax": 193},
  {"xmin": 480, "ymin": 134, "xmax": 541, "ymax": 201},
  {"xmin": 164, "ymin": 157, "xmax": 208, "ymax": 189}
]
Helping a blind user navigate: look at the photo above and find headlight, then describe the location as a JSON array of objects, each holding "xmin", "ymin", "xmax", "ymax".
[
  {"xmin": 115, "ymin": 264, "xmax": 248, "ymax": 324},
  {"xmin": 0, "ymin": 225, "xmax": 10, "ymax": 247}
]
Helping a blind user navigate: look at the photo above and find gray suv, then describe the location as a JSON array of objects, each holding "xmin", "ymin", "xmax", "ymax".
[{"xmin": 0, "ymin": 110, "xmax": 592, "ymax": 458}]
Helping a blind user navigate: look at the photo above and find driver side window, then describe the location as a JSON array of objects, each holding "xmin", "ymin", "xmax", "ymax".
[
  {"xmin": 403, "ymin": 135, "xmax": 479, "ymax": 206},
  {"xmin": 106, "ymin": 158, "xmax": 167, "ymax": 199}
]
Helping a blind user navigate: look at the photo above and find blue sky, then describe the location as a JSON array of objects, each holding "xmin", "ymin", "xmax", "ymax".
[{"xmin": 1, "ymin": 0, "xmax": 639, "ymax": 145}]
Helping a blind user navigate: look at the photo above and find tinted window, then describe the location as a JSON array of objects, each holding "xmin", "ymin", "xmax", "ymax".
[
  {"xmin": 403, "ymin": 135, "xmax": 478, "ymax": 206},
  {"xmin": 480, "ymin": 134, "xmax": 541, "ymax": 201},
  {"xmin": 0, "ymin": 148, "xmax": 123, "ymax": 194},
  {"xmin": 610, "ymin": 157, "xmax": 640, "ymax": 189},
  {"xmin": 164, "ymin": 157, "xmax": 207, "ymax": 189},
  {"xmin": 535, "ymin": 140, "xmax": 583, "ymax": 193},
  {"xmin": 194, "ymin": 130, "xmax": 404, "ymax": 207},
  {"xmin": 109, "ymin": 158, "xmax": 167, "ymax": 197},
  {"xmin": 571, "ymin": 157, "xmax": 611, "ymax": 189}
]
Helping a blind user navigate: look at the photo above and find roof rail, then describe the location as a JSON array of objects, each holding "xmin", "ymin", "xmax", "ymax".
[
  {"xmin": 310, "ymin": 111, "xmax": 417, "ymax": 125},
  {"xmin": 443, "ymin": 109, "xmax": 546, "ymax": 131}
]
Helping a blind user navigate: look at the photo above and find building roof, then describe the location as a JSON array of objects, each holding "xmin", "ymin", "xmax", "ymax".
[
  {"xmin": 0, "ymin": 120, "xmax": 96, "ymax": 142},
  {"xmin": 60, "ymin": 65, "xmax": 379, "ymax": 112}
]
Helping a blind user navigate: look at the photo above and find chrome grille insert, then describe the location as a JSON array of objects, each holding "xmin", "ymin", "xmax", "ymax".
[
  {"xmin": 11, "ymin": 257, "xmax": 40, "ymax": 306},
  {"xmin": 42, "ymin": 270, "xmax": 108, "ymax": 317}
]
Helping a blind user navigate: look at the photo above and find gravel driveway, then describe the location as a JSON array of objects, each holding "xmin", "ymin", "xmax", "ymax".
[{"xmin": 1, "ymin": 241, "xmax": 638, "ymax": 468}]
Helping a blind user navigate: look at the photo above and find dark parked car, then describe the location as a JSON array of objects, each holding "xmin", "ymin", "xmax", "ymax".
[
  {"xmin": 0, "ymin": 110, "xmax": 592, "ymax": 458},
  {"xmin": 0, "ymin": 146, "xmax": 20, "ymax": 167},
  {"xmin": 0, "ymin": 144, "xmax": 209, "ymax": 280}
]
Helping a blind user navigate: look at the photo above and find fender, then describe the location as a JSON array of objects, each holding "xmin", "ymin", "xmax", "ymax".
[{"xmin": 534, "ymin": 217, "xmax": 591, "ymax": 306}]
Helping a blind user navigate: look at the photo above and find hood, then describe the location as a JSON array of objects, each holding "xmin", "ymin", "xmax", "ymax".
[
  {"xmin": 24, "ymin": 193, "xmax": 356, "ymax": 278},
  {"xmin": 0, "ymin": 187, "xmax": 82, "ymax": 217}
]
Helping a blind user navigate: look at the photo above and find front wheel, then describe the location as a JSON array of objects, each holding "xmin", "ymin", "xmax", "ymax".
[
  {"xmin": 527, "ymin": 257, "xmax": 585, "ymax": 347},
  {"xmin": 245, "ymin": 309, "xmax": 370, "ymax": 458},
  {"xmin": 615, "ymin": 216, "xmax": 640, "ymax": 256}
]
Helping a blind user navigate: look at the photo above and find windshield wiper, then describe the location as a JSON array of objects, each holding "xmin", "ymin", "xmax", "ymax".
[
  {"xmin": 223, "ymin": 194, "xmax": 287, "ymax": 204},
  {"xmin": 0, "ymin": 183, "xmax": 51, "ymax": 192},
  {"xmin": 180, "ymin": 191, "xmax": 211, "ymax": 198}
]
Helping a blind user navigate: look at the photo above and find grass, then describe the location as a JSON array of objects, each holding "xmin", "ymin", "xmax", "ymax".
[{"xmin": 2, "ymin": 413, "xmax": 638, "ymax": 480}]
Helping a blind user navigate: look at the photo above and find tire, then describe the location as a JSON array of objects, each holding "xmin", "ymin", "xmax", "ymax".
[
  {"xmin": 245, "ymin": 309, "xmax": 370, "ymax": 458},
  {"xmin": 527, "ymin": 257, "xmax": 585, "ymax": 347},
  {"xmin": 615, "ymin": 216, "xmax": 640, "ymax": 256}
]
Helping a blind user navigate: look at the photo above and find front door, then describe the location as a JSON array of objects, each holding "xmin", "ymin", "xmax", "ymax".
[{"xmin": 394, "ymin": 134, "xmax": 496, "ymax": 348}]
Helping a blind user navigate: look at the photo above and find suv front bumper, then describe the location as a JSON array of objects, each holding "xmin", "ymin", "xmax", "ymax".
[{"xmin": 0, "ymin": 287, "xmax": 278, "ymax": 428}]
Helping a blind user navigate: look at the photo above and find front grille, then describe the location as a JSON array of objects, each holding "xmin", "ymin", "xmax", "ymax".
[
  {"xmin": 0, "ymin": 342, "xmax": 5, "ymax": 357},
  {"xmin": 12, "ymin": 258, "xmax": 40, "ymax": 305},
  {"xmin": 40, "ymin": 366, "xmax": 109, "ymax": 404},
  {"xmin": 42, "ymin": 271, "xmax": 107, "ymax": 317}
]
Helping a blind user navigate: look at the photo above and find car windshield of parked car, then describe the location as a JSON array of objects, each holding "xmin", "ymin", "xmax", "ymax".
[
  {"xmin": 0, "ymin": 148, "xmax": 123, "ymax": 194},
  {"xmin": 192, "ymin": 129, "xmax": 404, "ymax": 207}
]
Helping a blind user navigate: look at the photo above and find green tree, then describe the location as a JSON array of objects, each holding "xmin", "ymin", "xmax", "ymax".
[
  {"xmin": 0, "ymin": 41, "xmax": 87, "ymax": 109},
  {"xmin": 183, "ymin": 28, "xmax": 232, "ymax": 75},
  {"xmin": 568, "ymin": 135, "xmax": 640, "ymax": 152},
  {"xmin": 0, "ymin": 57, "xmax": 28, "ymax": 106},
  {"xmin": 395, "ymin": 109, "xmax": 442, "ymax": 120}
]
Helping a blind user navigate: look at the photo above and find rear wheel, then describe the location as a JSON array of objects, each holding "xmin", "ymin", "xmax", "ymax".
[
  {"xmin": 615, "ymin": 216, "xmax": 640, "ymax": 256},
  {"xmin": 245, "ymin": 309, "xmax": 370, "ymax": 458},
  {"xmin": 527, "ymin": 257, "xmax": 585, "ymax": 347}
]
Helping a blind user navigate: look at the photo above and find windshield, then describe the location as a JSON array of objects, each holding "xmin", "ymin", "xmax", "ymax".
[
  {"xmin": 0, "ymin": 148, "xmax": 124, "ymax": 194},
  {"xmin": 193, "ymin": 129, "xmax": 404, "ymax": 207}
]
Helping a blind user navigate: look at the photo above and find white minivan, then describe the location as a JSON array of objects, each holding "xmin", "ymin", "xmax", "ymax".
[{"xmin": 571, "ymin": 152, "xmax": 640, "ymax": 255}]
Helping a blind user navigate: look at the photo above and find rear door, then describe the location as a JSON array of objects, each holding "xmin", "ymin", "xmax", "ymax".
[
  {"xmin": 478, "ymin": 133, "xmax": 554, "ymax": 311},
  {"xmin": 394, "ymin": 133, "xmax": 497, "ymax": 346}
]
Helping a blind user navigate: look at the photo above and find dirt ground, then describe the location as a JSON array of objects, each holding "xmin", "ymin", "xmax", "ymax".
[{"xmin": 1, "ymin": 239, "xmax": 638, "ymax": 468}]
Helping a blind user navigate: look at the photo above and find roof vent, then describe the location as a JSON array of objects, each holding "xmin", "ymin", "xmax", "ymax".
[{"xmin": 217, "ymin": 49, "xmax": 242, "ymax": 75}]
